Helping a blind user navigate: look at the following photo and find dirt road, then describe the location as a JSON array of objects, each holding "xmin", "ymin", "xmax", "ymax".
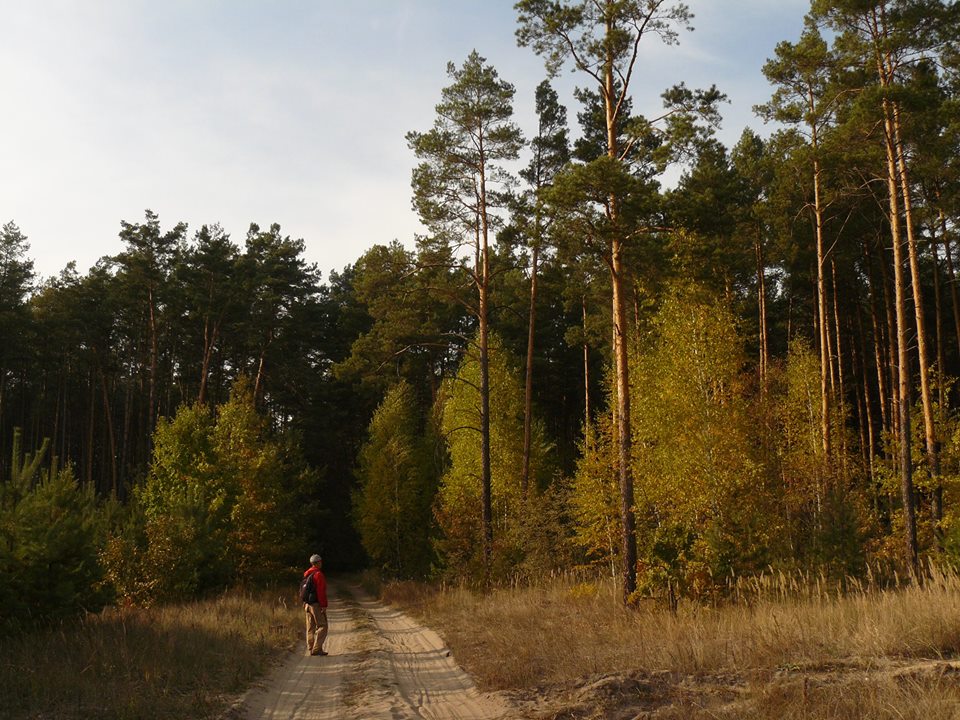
[{"xmin": 234, "ymin": 583, "xmax": 513, "ymax": 720}]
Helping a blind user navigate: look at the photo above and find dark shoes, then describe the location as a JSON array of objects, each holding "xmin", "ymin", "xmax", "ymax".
[{"xmin": 310, "ymin": 650, "xmax": 328, "ymax": 656}]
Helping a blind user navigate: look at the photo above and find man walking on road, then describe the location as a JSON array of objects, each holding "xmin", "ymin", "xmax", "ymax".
[{"xmin": 303, "ymin": 553, "xmax": 328, "ymax": 656}]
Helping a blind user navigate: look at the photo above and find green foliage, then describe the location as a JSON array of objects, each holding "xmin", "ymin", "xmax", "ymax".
[
  {"xmin": 434, "ymin": 333, "xmax": 557, "ymax": 579},
  {"xmin": 336, "ymin": 241, "xmax": 467, "ymax": 393},
  {"xmin": 354, "ymin": 381, "xmax": 439, "ymax": 578},
  {"xmin": 568, "ymin": 408, "xmax": 621, "ymax": 573},
  {"xmin": 515, "ymin": 0, "xmax": 694, "ymax": 80},
  {"xmin": 521, "ymin": 79, "xmax": 571, "ymax": 193},
  {"xmin": 139, "ymin": 404, "xmax": 220, "ymax": 520},
  {"xmin": 407, "ymin": 50, "xmax": 523, "ymax": 243},
  {"xmin": 98, "ymin": 499, "xmax": 149, "ymax": 605},
  {"xmin": 630, "ymin": 286, "xmax": 766, "ymax": 595},
  {"xmin": 665, "ymin": 140, "xmax": 759, "ymax": 298},
  {"xmin": 106, "ymin": 378, "xmax": 311, "ymax": 603},
  {"xmin": 776, "ymin": 339, "xmax": 827, "ymax": 491},
  {"xmin": 0, "ymin": 222, "xmax": 36, "ymax": 380},
  {"xmin": 631, "ymin": 288, "xmax": 748, "ymax": 501},
  {"xmin": 130, "ymin": 403, "xmax": 229, "ymax": 601},
  {"xmin": 934, "ymin": 398, "xmax": 960, "ymax": 563},
  {"xmin": 214, "ymin": 378, "xmax": 306, "ymax": 583},
  {"xmin": 0, "ymin": 431, "xmax": 107, "ymax": 633},
  {"xmin": 7, "ymin": 428, "xmax": 49, "ymax": 487},
  {"xmin": 769, "ymin": 339, "xmax": 868, "ymax": 573},
  {"xmin": 571, "ymin": 285, "xmax": 774, "ymax": 597},
  {"xmin": 5, "ymin": 0, "xmax": 960, "ymax": 605}
]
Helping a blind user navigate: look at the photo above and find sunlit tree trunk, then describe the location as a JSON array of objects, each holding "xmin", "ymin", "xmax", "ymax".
[
  {"xmin": 892, "ymin": 102, "xmax": 939, "ymax": 523},
  {"xmin": 811, "ymin": 110, "xmax": 831, "ymax": 461},
  {"xmin": 605, "ymin": 47, "xmax": 636, "ymax": 603},
  {"xmin": 932, "ymin": 236, "xmax": 945, "ymax": 404},
  {"xmin": 881, "ymin": 94, "xmax": 918, "ymax": 570},
  {"xmin": 478, "ymin": 161, "xmax": 494, "ymax": 568},
  {"xmin": 515, "ymin": 0, "xmax": 699, "ymax": 604}
]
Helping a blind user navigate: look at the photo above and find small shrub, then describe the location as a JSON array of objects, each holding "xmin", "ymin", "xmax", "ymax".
[{"xmin": 0, "ymin": 430, "xmax": 109, "ymax": 633}]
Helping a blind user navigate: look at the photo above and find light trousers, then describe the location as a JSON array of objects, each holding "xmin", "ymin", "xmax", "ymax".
[{"xmin": 304, "ymin": 603, "xmax": 328, "ymax": 654}]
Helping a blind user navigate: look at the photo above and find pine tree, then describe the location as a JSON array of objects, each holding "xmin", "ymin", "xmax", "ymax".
[{"xmin": 407, "ymin": 51, "xmax": 524, "ymax": 573}]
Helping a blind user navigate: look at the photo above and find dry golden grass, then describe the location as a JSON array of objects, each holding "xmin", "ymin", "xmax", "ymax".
[
  {"xmin": 0, "ymin": 589, "xmax": 302, "ymax": 720},
  {"xmin": 383, "ymin": 567, "xmax": 960, "ymax": 718}
]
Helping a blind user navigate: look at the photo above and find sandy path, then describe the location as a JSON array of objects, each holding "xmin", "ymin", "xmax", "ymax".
[{"xmin": 236, "ymin": 583, "xmax": 513, "ymax": 720}]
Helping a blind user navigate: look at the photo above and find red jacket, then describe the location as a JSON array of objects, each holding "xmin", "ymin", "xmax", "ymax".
[{"xmin": 303, "ymin": 566, "xmax": 327, "ymax": 608}]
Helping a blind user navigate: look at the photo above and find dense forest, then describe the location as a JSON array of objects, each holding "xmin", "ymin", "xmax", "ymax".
[{"xmin": 4, "ymin": 0, "xmax": 960, "ymax": 628}]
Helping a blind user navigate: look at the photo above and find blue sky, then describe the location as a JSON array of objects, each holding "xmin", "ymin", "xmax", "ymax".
[{"xmin": 0, "ymin": 1, "xmax": 808, "ymax": 281}]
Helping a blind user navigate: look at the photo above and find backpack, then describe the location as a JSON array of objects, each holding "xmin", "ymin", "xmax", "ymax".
[{"xmin": 299, "ymin": 573, "xmax": 318, "ymax": 604}]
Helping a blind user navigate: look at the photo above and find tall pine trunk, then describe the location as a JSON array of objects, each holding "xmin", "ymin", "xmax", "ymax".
[
  {"xmin": 198, "ymin": 310, "xmax": 222, "ymax": 406},
  {"xmin": 810, "ymin": 107, "xmax": 831, "ymax": 461},
  {"xmin": 253, "ymin": 330, "xmax": 273, "ymax": 405},
  {"xmin": 931, "ymin": 220, "xmax": 945, "ymax": 537},
  {"xmin": 85, "ymin": 376, "xmax": 95, "ymax": 487},
  {"xmin": 881, "ymin": 94, "xmax": 918, "ymax": 571},
  {"xmin": 478, "ymin": 166, "xmax": 494, "ymax": 572},
  {"xmin": 97, "ymin": 357, "xmax": 118, "ymax": 498},
  {"xmin": 891, "ymin": 103, "xmax": 940, "ymax": 528},
  {"xmin": 756, "ymin": 227, "xmax": 769, "ymax": 388},
  {"xmin": 521, "ymin": 243, "xmax": 539, "ymax": 497},
  {"xmin": 582, "ymin": 296, "xmax": 592, "ymax": 451},
  {"xmin": 147, "ymin": 286, "xmax": 158, "ymax": 455},
  {"xmin": 604, "ymin": 49, "xmax": 636, "ymax": 603},
  {"xmin": 877, "ymin": 238, "xmax": 901, "ymax": 461}
]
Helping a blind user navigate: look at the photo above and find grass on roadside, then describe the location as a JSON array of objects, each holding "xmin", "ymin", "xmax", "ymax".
[
  {"xmin": 382, "ymin": 567, "xmax": 960, "ymax": 718},
  {"xmin": 0, "ymin": 589, "xmax": 302, "ymax": 720}
]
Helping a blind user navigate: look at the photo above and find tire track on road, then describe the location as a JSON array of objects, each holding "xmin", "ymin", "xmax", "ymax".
[
  {"xmin": 344, "ymin": 583, "xmax": 510, "ymax": 720},
  {"xmin": 237, "ymin": 585, "xmax": 358, "ymax": 720},
  {"xmin": 235, "ymin": 582, "xmax": 511, "ymax": 720}
]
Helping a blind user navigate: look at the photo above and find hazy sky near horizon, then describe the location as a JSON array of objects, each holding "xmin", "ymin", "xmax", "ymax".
[{"xmin": 1, "ymin": 1, "xmax": 809, "ymax": 281}]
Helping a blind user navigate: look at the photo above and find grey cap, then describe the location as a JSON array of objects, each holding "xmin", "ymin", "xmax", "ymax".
[{"xmin": 309, "ymin": 554, "xmax": 322, "ymax": 564}]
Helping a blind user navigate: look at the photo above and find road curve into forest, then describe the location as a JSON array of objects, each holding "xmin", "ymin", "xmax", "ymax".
[{"xmin": 233, "ymin": 582, "xmax": 512, "ymax": 720}]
